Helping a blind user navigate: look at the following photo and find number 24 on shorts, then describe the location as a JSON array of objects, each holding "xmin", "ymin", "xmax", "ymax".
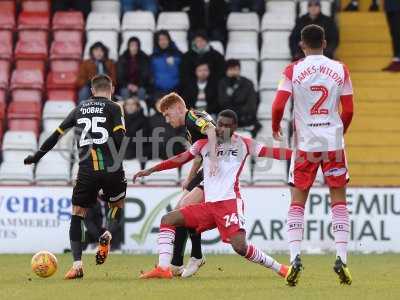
[{"xmin": 223, "ymin": 213, "xmax": 239, "ymax": 228}]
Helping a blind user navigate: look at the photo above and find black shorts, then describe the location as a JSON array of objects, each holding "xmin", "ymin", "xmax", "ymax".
[
  {"xmin": 186, "ymin": 169, "xmax": 204, "ymax": 192},
  {"xmin": 72, "ymin": 166, "xmax": 127, "ymax": 208}
]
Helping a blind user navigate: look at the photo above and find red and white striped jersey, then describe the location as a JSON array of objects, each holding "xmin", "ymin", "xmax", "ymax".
[
  {"xmin": 190, "ymin": 134, "xmax": 263, "ymax": 202},
  {"xmin": 278, "ymin": 55, "xmax": 353, "ymax": 152}
]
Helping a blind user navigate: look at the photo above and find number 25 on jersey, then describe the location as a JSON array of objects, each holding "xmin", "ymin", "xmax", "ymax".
[{"xmin": 77, "ymin": 117, "xmax": 109, "ymax": 146}]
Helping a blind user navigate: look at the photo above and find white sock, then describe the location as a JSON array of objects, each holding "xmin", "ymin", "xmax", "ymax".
[
  {"xmin": 158, "ymin": 225, "xmax": 176, "ymax": 268},
  {"xmin": 73, "ymin": 260, "xmax": 82, "ymax": 269},
  {"xmin": 287, "ymin": 204, "xmax": 305, "ymax": 263},
  {"xmin": 245, "ymin": 244, "xmax": 282, "ymax": 273},
  {"xmin": 331, "ymin": 202, "xmax": 350, "ymax": 264}
]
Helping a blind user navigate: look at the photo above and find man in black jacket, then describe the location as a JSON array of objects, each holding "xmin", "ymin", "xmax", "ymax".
[
  {"xmin": 289, "ymin": 0, "xmax": 339, "ymax": 60},
  {"xmin": 217, "ymin": 59, "xmax": 258, "ymax": 128},
  {"xmin": 117, "ymin": 37, "xmax": 151, "ymax": 100},
  {"xmin": 180, "ymin": 31, "xmax": 225, "ymax": 95},
  {"xmin": 181, "ymin": 62, "xmax": 219, "ymax": 114},
  {"xmin": 383, "ymin": 0, "xmax": 400, "ymax": 72}
]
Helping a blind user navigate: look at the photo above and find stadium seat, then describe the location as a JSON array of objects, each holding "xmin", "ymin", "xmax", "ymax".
[
  {"xmin": 2, "ymin": 131, "xmax": 37, "ymax": 152},
  {"xmin": 228, "ymin": 31, "xmax": 258, "ymax": 43},
  {"xmin": 168, "ymin": 31, "xmax": 188, "ymax": 53},
  {"xmin": 22, "ymin": 0, "xmax": 50, "ymax": 13},
  {"xmin": 227, "ymin": 12, "xmax": 259, "ymax": 31},
  {"xmin": 226, "ymin": 41, "xmax": 259, "ymax": 61},
  {"xmin": 2, "ymin": 149, "xmax": 34, "ymax": 162},
  {"xmin": 35, "ymin": 151, "xmax": 71, "ymax": 185},
  {"xmin": 11, "ymin": 89, "xmax": 42, "ymax": 103},
  {"xmin": 157, "ymin": 12, "xmax": 189, "ymax": 31},
  {"xmin": 53, "ymin": 30, "xmax": 83, "ymax": 43},
  {"xmin": 42, "ymin": 118, "xmax": 62, "ymax": 132},
  {"xmin": 0, "ymin": 13, "xmax": 15, "ymax": 31},
  {"xmin": 10, "ymin": 69, "xmax": 44, "ymax": 91},
  {"xmin": 15, "ymin": 60, "xmax": 46, "ymax": 75},
  {"xmin": 123, "ymin": 159, "xmax": 143, "ymax": 183},
  {"xmin": 52, "ymin": 11, "xmax": 84, "ymax": 31},
  {"xmin": 85, "ymin": 31, "xmax": 119, "ymax": 61},
  {"xmin": 15, "ymin": 39, "xmax": 48, "ymax": 61},
  {"xmin": 258, "ymin": 90, "xmax": 292, "ymax": 121},
  {"xmin": 144, "ymin": 160, "xmax": 180, "ymax": 184},
  {"xmin": 92, "ymin": 1, "xmax": 121, "ymax": 17},
  {"xmin": 86, "ymin": 12, "xmax": 120, "ymax": 32},
  {"xmin": 261, "ymin": 31, "xmax": 291, "ymax": 60},
  {"xmin": 0, "ymin": 162, "xmax": 34, "ymax": 185},
  {"xmin": 252, "ymin": 159, "xmax": 287, "ymax": 184},
  {"xmin": 50, "ymin": 41, "xmax": 82, "ymax": 61},
  {"xmin": 50, "ymin": 60, "xmax": 80, "ymax": 73},
  {"xmin": 210, "ymin": 40, "xmax": 224, "ymax": 55},
  {"xmin": 240, "ymin": 60, "xmax": 258, "ymax": 89},
  {"xmin": 120, "ymin": 31, "xmax": 153, "ymax": 55},
  {"xmin": 47, "ymin": 89, "xmax": 77, "ymax": 102},
  {"xmin": 0, "ymin": 90, "xmax": 6, "ymax": 118},
  {"xmin": 266, "ymin": 1, "xmax": 296, "ymax": 15},
  {"xmin": 261, "ymin": 13, "xmax": 295, "ymax": 31},
  {"xmin": 121, "ymin": 11, "xmax": 155, "ymax": 31},
  {"xmin": 40, "ymin": 130, "xmax": 74, "ymax": 153},
  {"xmin": 46, "ymin": 71, "xmax": 78, "ymax": 90},
  {"xmin": 7, "ymin": 101, "xmax": 41, "ymax": 120},
  {"xmin": 42, "ymin": 100, "xmax": 75, "ymax": 120},
  {"xmin": 259, "ymin": 60, "xmax": 290, "ymax": 90},
  {"xmin": 8, "ymin": 119, "xmax": 40, "ymax": 137},
  {"xmin": 18, "ymin": 11, "xmax": 50, "ymax": 31},
  {"xmin": 0, "ymin": 0, "xmax": 15, "ymax": 15},
  {"xmin": 299, "ymin": 0, "xmax": 332, "ymax": 17},
  {"xmin": 0, "ymin": 30, "xmax": 13, "ymax": 60},
  {"xmin": 0, "ymin": 60, "xmax": 10, "ymax": 90}
]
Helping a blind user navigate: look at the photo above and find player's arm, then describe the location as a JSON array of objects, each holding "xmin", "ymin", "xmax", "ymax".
[
  {"xmin": 24, "ymin": 108, "xmax": 76, "ymax": 165},
  {"xmin": 246, "ymin": 138, "xmax": 292, "ymax": 160},
  {"xmin": 272, "ymin": 65, "xmax": 293, "ymax": 141},
  {"xmin": 340, "ymin": 64, "xmax": 354, "ymax": 134}
]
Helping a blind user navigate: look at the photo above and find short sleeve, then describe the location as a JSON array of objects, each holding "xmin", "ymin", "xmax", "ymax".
[
  {"xmin": 189, "ymin": 139, "xmax": 207, "ymax": 156},
  {"xmin": 341, "ymin": 64, "xmax": 353, "ymax": 96},
  {"xmin": 243, "ymin": 137, "xmax": 264, "ymax": 156},
  {"xmin": 111, "ymin": 103, "xmax": 126, "ymax": 132},
  {"xmin": 56, "ymin": 108, "xmax": 76, "ymax": 134},
  {"xmin": 277, "ymin": 64, "xmax": 294, "ymax": 93}
]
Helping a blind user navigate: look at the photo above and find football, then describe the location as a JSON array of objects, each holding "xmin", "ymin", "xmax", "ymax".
[{"xmin": 31, "ymin": 251, "xmax": 58, "ymax": 278}]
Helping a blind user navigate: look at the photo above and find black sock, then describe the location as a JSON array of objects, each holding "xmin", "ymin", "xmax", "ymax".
[
  {"xmin": 107, "ymin": 207, "xmax": 123, "ymax": 235},
  {"xmin": 171, "ymin": 227, "xmax": 188, "ymax": 266},
  {"xmin": 189, "ymin": 229, "xmax": 203, "ymax": 259},
  {"xmin": 69, "ymin": 215, "xmax": 84, "ymax": 261}
]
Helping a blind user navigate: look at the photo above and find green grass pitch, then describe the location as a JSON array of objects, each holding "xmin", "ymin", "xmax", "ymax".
[{"xmin": 1, "ymin": 254, "xmax": 399, "ymax": 300}]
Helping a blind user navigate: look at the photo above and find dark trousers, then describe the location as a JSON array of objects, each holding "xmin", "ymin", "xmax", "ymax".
[{"xmin": 386, "ymin": 11, "xmax": 400, "ymax": 58}]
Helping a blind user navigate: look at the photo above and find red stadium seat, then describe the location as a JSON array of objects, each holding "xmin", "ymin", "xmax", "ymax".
[
  {"xmin": 50, "ymin": 41, "xmax": 82, "ymax": 60},
  {"xmin": 0, "ymin": 60, "xmax": 10, "ymax": 90},
  {"xmin": 18, "ymin": 30, "xmax": 48, "ymax": 42},
  {"xmin": 0, "ymin": 89, "xmax": 6, "ymax": 120},
  {"xmin": 53, "ymin": 30, "xmax": 83, "ymax": 43},
  {"xmin": 46, "ymin": 71, "xmax": 78, "ymax": 90},
  {"xmin": 12, "ymin": 89, "xmax": 42, "ymax": 103},
  {"xmin": 52, "ymin": 11, "xmax": 84, "ymax": 31},
  {"xmin": 0, "ymin": 1, "xmax": 16, "ymax": 15},
  {"xmin": 50, "ymin": 60, "xmax": 80, "ymax": 73},
  {"xmin": 10, "ymin": 69, "xmax": 44, "ymax": 91},
  {"xmin": 8, "ymin": 119, "xmax": 40, "ymax": 136},
  {"xmin": 47, "ymin": 89, "xmax": 76, "ymax": 102},
  {"xmin": 15, "ymin": 60, "xmax": 46, "ymax": 74},
  {"xmin": 15, "ymin": 39, "xmax": 48, "ymax": 61},
  {"xmin": 18, "ymin": 11, "xmax": 50, "ymax": 31},
  {"xmin": 0, "ymin": 12, "xmax": 15, "ymax": 30},
  {"xmin": 22, "ymin": 1, "xmax": 50, "ymax": 13},
  {"xmin": 8, "ymin": 101, "xmax": 41, "ymax": 120},
  {"xmin": 0, "ymin": 31, "xmax": 13, "ymax": 59}
]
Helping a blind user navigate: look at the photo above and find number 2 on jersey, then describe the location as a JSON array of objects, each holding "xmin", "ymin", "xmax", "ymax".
[
  {"xmin": 77, "ymin": 117, "xmax": 109, "ymax": 146},
  {"xmin": 310, "ymin": 85, "xmax": 329, "ymax": 115}
]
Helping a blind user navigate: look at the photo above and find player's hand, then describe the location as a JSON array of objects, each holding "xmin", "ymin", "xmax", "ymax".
[
  {"xmin": 273, "ymin": 128, "xmax": 283, "ymax": 141},
  {"xmin": 24, "ymin": 155, "xmax": 38, "ymax": 165},
  {"xmin": 209, "ymin": 157, "xmax": 218, "ymax": 177},
  {"xmin": 132, "ymin": 168, "xmax": 153, "ymax": 183}
]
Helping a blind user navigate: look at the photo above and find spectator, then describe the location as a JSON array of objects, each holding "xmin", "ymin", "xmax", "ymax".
[
  {"xmin": 181, "ymin": 62, "xmax": 219, "ymax": 114},
  {"xmin": 121, "ymin": 0, "xmax": 158, "ymax": 15},
  {"xmin": 345, "ymin": 0, "xmax": 379, "ymax": 11},
  {"xmin": 217, "ymin": 59, "xmax": 258, "ymax": 128},
  {"xmin": 52, "ymin": 0, "xmax": 91, "ymax": 18},
  {"xmin": 229, "ymin": 0, "xmax": 265, "ymax": 17},
  {"xmin": 289, "ymin": 0, "xmax": 339, "ymax": 60},
  {"xmin": 150, "ymin": 30, "xmax": 182, "ymax": 106},
  {"xmin": 147, "ymin": 97, "xmax": 186, "ymax": 160},
  {"xmin": 124, "ymin": 97, "xmax": 149, "ymax": 160},
  {"xmin": 383, "ymin": 0, "xmax": 400, "ymax": 72},
  {"xmin": 117, "ymin": 37, "xmax": 151, "ymax": 100},
  {"xmin": 180, "ymin": 30, "xmax": 225, "ymax": 93},
  {"xmin": 76, "ymin": 42, "xmax": 117, "ymax": 102}
]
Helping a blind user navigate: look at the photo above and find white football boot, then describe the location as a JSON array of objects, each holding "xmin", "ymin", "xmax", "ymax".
[{"xmin": 181, "ymin": 257, "xmax": 206, "ymax": 278}]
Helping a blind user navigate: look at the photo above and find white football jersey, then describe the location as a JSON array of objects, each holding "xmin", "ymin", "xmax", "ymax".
[
  {"xmin": 190, "ymin": 134, "xmax": 263, "ymax": 202},
  {"xmin": 278, "ymin": 55, "xmax": 353, "ymax": 152}
]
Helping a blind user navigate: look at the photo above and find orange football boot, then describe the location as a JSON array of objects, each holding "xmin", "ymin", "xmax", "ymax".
[
  {"xmin": 96, "ymin": 231, "xmax": 111, "ymax": 265},
  {"xmin": 278, "ymin": 264, "xmax": 289, "ymax": 278},
  {"xmin": 64, "ymin": 267, "xmax": 84, "ymax": 280},
  {"xmin": 139, "ymin": 266, "xmax": 173, "ymax": 279}
]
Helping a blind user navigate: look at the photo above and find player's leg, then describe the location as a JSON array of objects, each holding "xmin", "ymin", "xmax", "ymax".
[
  {"xmin": 230, "ymin": 231, "xmax": 288, "ymax": 278},
  {"xmin": 323, "ymin": 150, "xmax": 352, "ymax": 285}
]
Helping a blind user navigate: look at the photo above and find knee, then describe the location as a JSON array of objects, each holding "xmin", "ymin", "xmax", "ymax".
[{"xmin": 231, "ymin": 240, "xmax": 247, "ymax": 256}]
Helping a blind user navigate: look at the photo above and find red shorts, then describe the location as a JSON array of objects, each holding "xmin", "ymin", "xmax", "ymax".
[
  {"xmin": 288, "ymin": 149, "xmax": 349, "ymax": 190},
  {"xmin": 180, "ymin": 198, "xmax": 245, "ymax": 243}
]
